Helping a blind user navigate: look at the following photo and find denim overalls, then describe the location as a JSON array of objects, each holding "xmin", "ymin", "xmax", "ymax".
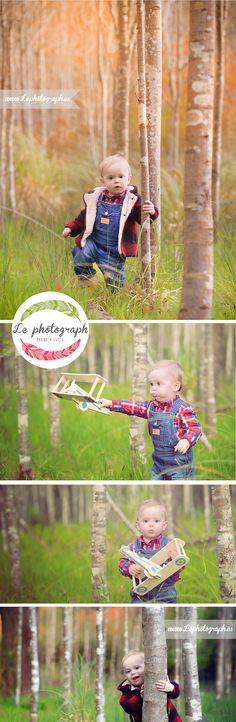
[
  {"xmin": 130, "ymin": 536, "xmax": 177, "ymax": 604},
  {"xmin": 148, "ymin": 398, "xmax": 195, "ymax": 480},
  {"xmin": 72, "ymin": 195, "xmax": 125, "ymax": 287}
]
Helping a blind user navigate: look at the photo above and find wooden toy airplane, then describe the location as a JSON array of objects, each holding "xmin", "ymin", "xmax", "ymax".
[
  {"xmin": 120, "ymin": 538, "xmax": 189, "ymax": 596},
  {"xmin": 51, "ymin": 373, "xmax": 112, "ymax": 415}
]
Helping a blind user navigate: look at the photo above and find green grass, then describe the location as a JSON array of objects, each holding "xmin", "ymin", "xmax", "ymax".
[
  {"xmin": 0, "ymin": 508, "xmax": 223, "ymax": 603},
  {"xmin": 0, "ymin": 385, "xmax": 235, "ymax": 480},
  {"xmin": 0, "ymin": 686, "xmax": 235, "ymax": 722}
]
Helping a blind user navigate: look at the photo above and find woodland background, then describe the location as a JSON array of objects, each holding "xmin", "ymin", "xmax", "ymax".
[
  {"xmin": 0, "ymin": 483, "xmax": 235, "ymax": 604},
  {"xmin": 0, "ymin": 322, "xmax": 235, "ymax": 481},
  {"xmin": 0, "ymin": 606, "xmax": 235, "ymax": 722},
  {"xmin": 0, "ymin": 0, "xmax": 235, "ymax": 320}
]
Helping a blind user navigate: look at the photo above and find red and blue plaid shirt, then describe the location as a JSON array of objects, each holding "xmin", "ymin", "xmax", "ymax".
[
  {"xmin": 119, "ymin": 534, "xmax": 181, "ymax": 585},
  {"xmin": 111, "ymin": 395, "xmax": 202, "ymax": 447},
  {"xmin": 118, "ymin": 679, "xmax": 182, "ymax": 722}
]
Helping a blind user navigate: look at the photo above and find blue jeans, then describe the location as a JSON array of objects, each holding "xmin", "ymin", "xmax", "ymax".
[
  {"xmin": 131, "ymin": 585, "xmax": 177, "ymax": 604},
  {"xmin": 72, "ymin": 239, "xmax": 125, "ymax": 288},
  {"xmin": 148, "ymin": 400, "xmax": 195, "ymax": 480}
]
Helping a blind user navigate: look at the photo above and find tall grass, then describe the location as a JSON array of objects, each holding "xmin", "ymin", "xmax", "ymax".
[{"xmin": 0, "ymin": 133, "xmax": 235, "ymax": 319}]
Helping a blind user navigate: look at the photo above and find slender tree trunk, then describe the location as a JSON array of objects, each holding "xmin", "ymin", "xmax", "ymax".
[
  {"xmin": 91, "ymin": 485, "xmax": 109, "ymax": 602},
  {"xmin": 15, "ymin": 353, "xmax": 33, "ymax": 480},
  {"xmin": 130, "ymin": 323, "xmax": 148, "ymax": 465},
  {"xmin": 182, "ymin": 607, "xmax": 202, "ymax": 722},
  {"xmin": 137, "ymin": 0, "xmax": 151, "ymax": 289},
  {"xmin": 3, "ymin": 485, "xmax": 21, "ymax": 594},
  {"xmin": 212, "ymin": 0, "xmax": 228, "ymax": 229},
  {"xmin": 142, "ymin": 608, "xmax": 168, "ymax": 722},
  {"xmin": 174, "ymin": 607, "xmax": 181, "ymax": 713},
  {"xmin": 0, "ymin": 0, "xmax": 7, "ymax": 225},
  {"xmin": 15, "ymin": 607, "xmax": 23, "ymax": 705},
  {"xmin": 215, "ymin": 608, "xmax": 225, "ymax": 699},
  {"xmin": 45, "ymin": 607, "xmax": 57, "ymax": 686},
  {"xmin": 145, "ymin": 0, "xmax": 162, "ymax": 277},
  {"xmin": 113, "ymin": 0, "xmax": 129, "ymax": 156},
  {"xmin": 6, "ymin": 10, "xmax": 16, "ymax": 213},
  {"xmin": 203, "ymin": 485, "xmax": 211, "ymax": 536},
  {"xmin": 29, "ymin": 608, "xmax": 39, "ymax": 722},
  {"xmin": 48, "ymin": 371, "xmax": 60, "ymax": 449},
  {"xmin": 203, "ymin": 325, "xmax": 217, "ymax": 436},
  {"xmin": 124, "ymin": 607, "xmax": 129, "ymax": 655},
  {"xmin": 62, "ymin": 607, "xmax": 72, "ymax": 712},
  {"xmin": 211, "ymin": 485, "xmax": 236, "ymax": 601},
  {"xmin": 225, "ymin": 608, "xmax": 233, "ymax": 695},
  {"xmin": 179, "ymin": 1, "xmax": 215, "ymax": 319},
  {"xmin": 96, "ymin": 608, "xmax": 105, "ymax": 722}
]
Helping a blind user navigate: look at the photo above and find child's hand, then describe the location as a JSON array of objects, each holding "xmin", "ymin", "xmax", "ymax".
[
  {"xmin": 174, "ymin": 439, "xmax": 190, "ymax": 454},
  {"xmin": 156, "ymin": 675, "xmax": 174, "ymax": 693},
  {"xmin": 99, "ymin": 398, "xmax": 112, "ymax": 408},
  {"xmin": 140, "ymin": 684, "xmax": 144, "ymax": 697},
  {"xmin": 62, "ymin": 227, "xmax": 71, "ymax": 238},
  {"xmin": 129, "ymin": 563, "xmax": 143, "ymax": 576},
  {"xmin": 142, "ymin": 200, "xmax": 155, "ymax": 215}
]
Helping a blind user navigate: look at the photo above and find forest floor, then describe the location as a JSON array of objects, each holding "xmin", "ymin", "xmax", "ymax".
[
  {"xmin": 0, "ymin": 509, "xmax": 230, "ymax": 603},
  {"xmin": 0, "ymin": 384, "xmax": 235, "ymax": 481},
  {"xmin": 0, "ymin": 688, "xmax": 235, "ymax": 722},
  {"xmin": 0, "ymin": 138, "xmax": 235, "ymax": 320}
]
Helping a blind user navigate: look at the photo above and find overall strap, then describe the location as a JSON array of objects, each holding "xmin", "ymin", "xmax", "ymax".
[{"xmin": 168, "ymin": 396, "xmax": 183, "ymax": 415}]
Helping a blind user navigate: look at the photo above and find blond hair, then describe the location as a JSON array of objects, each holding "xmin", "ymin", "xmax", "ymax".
[
  {"xmin": 100, "ymin": 154, "xmax": 131, "ymax": 177},
  {"xmin": 137, "ymin": 499, "xmax": 167, "ymax": 521},
  {"xmin": 122, "ymin": 650, "xmax": 144, "ymax": 670},
  {"xmin": 149, "ymin": 359, "xmax": 184, "ymax": 391}
]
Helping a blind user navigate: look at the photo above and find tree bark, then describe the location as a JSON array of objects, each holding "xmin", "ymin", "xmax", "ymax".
[
  {"xmin": 15, "ymin": 607, "xmax": 23, "ymax": 705},
  {"xmin": 215, "ymin": 608, "xmax": 225, "ymax": 699},
  {"xmin": 96, "ymin": 608, "xmax": 105, "ymax": 722},
  {"xmin": 145, "ymin": 0, "xmax": 162, "ymax": 276},
  {"xmin": 91, "ymin": 485, "xmax": 109, "ymax": 602},
  {"xmin": 211, "ymin": 485, "xmax": 236, "ymax": 601},
  {"xmin": 29, "ymin": 608, "xmax": 39, "ymax": 722},
  {"xmin": 137, "ymin": 0, "xmax": 151, "ymax": 289},
  {"xmin": 3, "ymin": 485, "xmax": 21, "ymax": 594},
  {"xmin": 212, "ymin": 0, "xmax": 228, "ymax": 229},
  {"xmin": 179, "ymin": 1, "xmax": 215, "ymax": 319},
  {"xmin": 62, "ymin": 607, "xmax": 72, "ymax": 711},
  {"xmin": 142, "ymin": 607, "xmax": 168, "ymax": 722},
  {"xmin": 203, "ymin": 325, "xmax": 217, "ymax": 436},
  {"xmin": 130, "ymin": 323, "xmax": 148, "ymax": 465},
  {"xmin": 182, "ymin": 607, "xmax": 202, "ymax": 722},
  {"xmin": 15, "ymin": 353, "xmax": 32, "ymax": 480},
  {"xmin": 48, "ymin": 370, "xmax": 60, "ymax": 449}
]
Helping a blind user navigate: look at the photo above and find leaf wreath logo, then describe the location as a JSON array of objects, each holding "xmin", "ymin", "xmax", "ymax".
[{"xmin": 12, "ymin": 291, "xmax": 89, "ymax": 369}]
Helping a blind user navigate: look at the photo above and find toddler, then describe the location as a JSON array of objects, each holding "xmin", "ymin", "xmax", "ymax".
[
  {"xmin": 119, "ymin": 499, "xmax": 182, "ymax": 603},
  {"xmin": 62, "ymin": 154, "xmax": 158, "ymax": 289},
  {"xmin": 118, "ymin": 650, "xmax": 182, "ymax": 722},
  {"xmin": 100, "ymin": 359, "xmax": 202, "ymax": 480}
]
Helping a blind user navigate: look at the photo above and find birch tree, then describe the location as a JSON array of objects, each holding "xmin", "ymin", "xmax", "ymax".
[
  {"xmin": 96, "ymin": 608, "xmax": 105, "ymax": 722},
  {"xmin": 130, "ymin": 324, "xmax": 148, "ymax": 466},
  {"xmin": 16, "ymin": 353, "xmax": 33, "ymax": 480},
  {"xmin": 179, "ymin": 1, "xmax": 215, "ymax": 320},
  {"xmin": 137, "ymin": 0, "xmax": 151, "ymax": 289},
  {"xmin": 215, "ymin": 608, "xmax": 225, "ymax": 699},
  {"xmin": 203, "ymin": 324, "xmax": 217, "ymax": 437},
  {"xmin": 29, "ymin": 607, "xmax": 39, "ymax": 722},
  {"xmin": 2, "ymin": 485, "xmax": 21, "ymax": 594},
  {"xmin": 211, "ymin": 484, "xmax": 236, "ymax": 601},
  {"xmin": 145, "ymin": 0, "xmax": 162, "ymax": 275},
  {"xmin": 142, "ymin": 607, "xmax": 168, "ymax": 722},
  {"xmin": 182, "ymin": 607, "xmax": 202, "ymax": 722},
  {"xmin": 62, "ymin": 607, "xmax": 72, "ymax": 712},
  {"xmin": 48, "ymin": 370, "xmax": 60, "ymax": 449},
  {"xmin": 15, "ymin": 607, "xmax": 23, "ymax": 705},
  {"xmin": 91, "ymin": 485, "xmax": 109, "ymax": 602},
  {"xmin": 212, "ymin": 0, "xmax": 228, "ymax": 229}
]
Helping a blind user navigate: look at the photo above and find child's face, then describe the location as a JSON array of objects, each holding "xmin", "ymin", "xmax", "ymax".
[
  {"xmin": 123, "ymin": 654, "xmax": 144, "ymax": 687},
  {"xmin": 149, "ymin": 366, "xmax": 180, "ymax": 402},
  {"xmin": 101, "ymin": 161, "xmax": 130, "ymax": 195},
  {"xmin": 137, "ymin": 504, "xmax": 167, "ymax": 540}
]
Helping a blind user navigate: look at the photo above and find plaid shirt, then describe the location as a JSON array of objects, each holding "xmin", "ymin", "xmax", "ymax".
[
  {"xmin": 65, "ymin": 185, "xmax": 158, "ymax": 258},
  {"xmin": 118, "ymin": 679, "xmax": 182, "ymax": 722},
  {"xmin": 119, "ymin": 534, "xmax": 181, "ymax": 585},
  {"xmin": 111, "ymin": 395, "xmax": 202, "ymax": 447}
]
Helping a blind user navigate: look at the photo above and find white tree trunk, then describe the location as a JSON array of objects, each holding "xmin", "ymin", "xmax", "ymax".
[
  {"xmin": 62, "ymin": 607, "xmax": 72, "ymax": 710},
  {"xmin": 29, "ymin": 607, "xmax": 39, "ymax": 722},
  {"xmin": 211, "ymin": 485, "xmax": 236, "ymax": 601},
  {"xmin": 96, "ymin": 608, "xmax": 105, "ymax": 722},
  {"xmin": 91, "ymin": 485, "xmax": 109, "ymax": 602},
  {"xmin": 145, "ymin": 0, "xmax": 162, "ymax": 276},
  {"xmin": 16, "ymin": 352, "xmax": 32, "ymax": 479},
  {"xmin": 130, "ymin": 323, "xmax": 148, "ymax": 465},
  {"xmin": 182, "ymin": 607, "xmax": 202, "ymax": 722},
  {"xmin": 4, "ymin": 485, "xmax": 21, "ymax": 593},
  {"xmin": 137, "ymin": 0, "xmax": 151, "ymax": 289},
  {"xmin": 15, "ymin": 607, "xmax": 23, "ymax": 705},
  {"xmin": 142, "ymin": 607, "xmax": 168, "ymax": 722}
]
